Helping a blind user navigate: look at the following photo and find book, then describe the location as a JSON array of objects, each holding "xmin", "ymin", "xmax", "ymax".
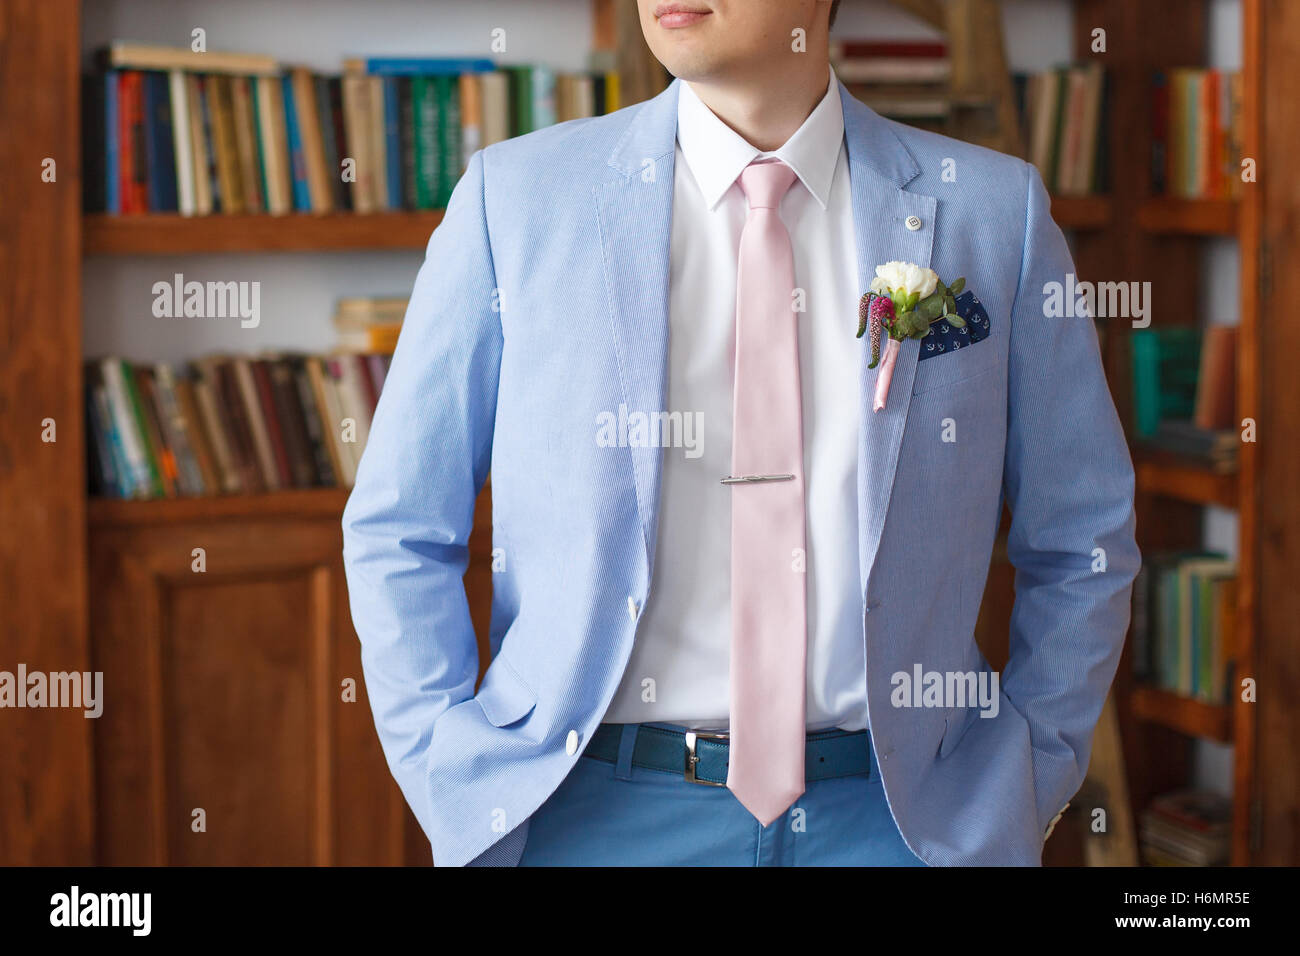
[
  {"xmin": 171, "ymin": 373, "xmax": 221, "ymax": 494},
  {"xmin": 255, "ymin": 75, "xmax": 292, "ymax": 215},
  {"xmin": 232, "ymin": 357, "xmax": 282, "ymax": 489},
  {"xmin": 168, "ymin": 70, "xmax": 196, "ymax": 215},
  {"xmin": 382, "ymin": 75, "xmax": 403, "ymax": 210},
  {"xmin": 1131, "ymin": 327, "xmax": 1201, "ymax": 438},
  {"xmin": 88, "ymin": 350, "xmax": 395, "ymax": 498},
  {"xmin": 86, "ymin": 52, "xmax": 620, "ymax": 220},
  {"xmin": 397, "ymin": 77, "xmax": 417, "ymax": 210},
  {"xmin": 480, "ymin": 70, "xmax": 510, "ymax": 148},
  {"xmin": 290, "ymin": 357, "xmax": 337, "ymax": 488},
  {"xmin": 230, "ymin": 76, "xmax": 265, "ymax": 214},
  {"xmin": 117, "ymin": 71, "xmax": 147, "ymax": 214},
  {"xmin": 341, "ymin": 70, "xmax": 375, "ymax": 213},
  {"xmin": 412, "ymin": 76, "xmax": 438, "ymax": 210},
  {"xmin": 1194, "ymin": 324, "xmax": 1237, "ymax": 430},
  {"xmin": 1140, "ymin": 790, "xmax": 1231, "ymax": 866},
  {"xmin": 281, "ymin": 73, "xmax": 311, "ymax": 212},
  {"xmin": 197, "ymin": 74, "xmax": 222, "ymax": 211},
  {"xmin": 142, "ymin": 71, "xmax": 179, "ymax": 212},
  {"xmin": 251, "ymin": 359, "xmax": 294, "ymax": 488},
  {"xmin": 214, "ymin": 359, "xmax": 264, "ymax": 493},
  {"xmin": 185, "ymin": 74, "xmax": 214, "ymax": 215},
  {"xmin": 1136, "ymin": 552, "xmax": 1236, "ymax": 701},
  {"xmin": 324, "ymin": 76, "xmax": 352, "ymax": 212},
  {"xmin": 100, "ymin": 42, "xmax": 279, "ymax": 76},
  {"xmin": 82, "ymin": 73, "xmax": 111, "ymax": 213},
  {"xmin": 436, "ymin": 74, "xmax": 462, "ymax": 206},
  {"xmin": 367, "ymin": 74, "xmax": 389, "ymax": 211},
  {"xmin": 291, "ymin": 68, "xmax": 333, "ymax": 213},
  {"xmin": 208, "ymin": 74, "xmax": 244, "ymax": 214},
  {"xmin": 344, "ymin": 57, "xmax": 496, "ymax": 76},
  {"xmin": 1155, "ymin": 69, "xmax": 1242, "ymax": 199},
  {"xmin": 460, "ymin": 72, "xmax": 483, "ymax": 167}
]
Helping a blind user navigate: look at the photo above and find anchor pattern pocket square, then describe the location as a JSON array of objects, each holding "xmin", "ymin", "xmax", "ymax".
[{"xmin": 918, "ymin": 290, "xmax": 991, "ymax": 361}]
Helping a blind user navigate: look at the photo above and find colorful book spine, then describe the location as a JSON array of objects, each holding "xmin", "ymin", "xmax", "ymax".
[
  {"xmin": 282, "ymin": 73, "xmax": 311, "ymax": 212},
  {"xmin": 357, "ymin": 57, "xmax": 495, "ymax": 76},
  {"xmin": 141, "ymin": 71, "xmax": 178, "ymax": 212}
]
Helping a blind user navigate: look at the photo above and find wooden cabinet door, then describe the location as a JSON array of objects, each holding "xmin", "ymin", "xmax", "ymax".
[{"xmin": 89, "ymin": 510, "xmax": 419, "ymax": 865}]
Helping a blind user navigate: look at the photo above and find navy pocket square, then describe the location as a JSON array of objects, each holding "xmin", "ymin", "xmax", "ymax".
[{"xmin": 917, "ymin": 290, "xmax": 991, "ymax": 361}]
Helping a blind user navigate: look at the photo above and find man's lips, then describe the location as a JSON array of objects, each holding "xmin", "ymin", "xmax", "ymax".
[{"xmin": 655, "ymin": 3, "xmax": 711, "ymax": 28}]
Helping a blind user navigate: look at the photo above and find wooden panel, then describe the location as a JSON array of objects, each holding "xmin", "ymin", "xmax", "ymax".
[
  {"xmin": 90, "ymin": 513, "xmax": 410, "ymax": 865},
  {"xmin": 1256, "ymin": 0, "xmax": 1300, "ymax": 867},
  {"xmin": 1232, "ymin": 0, "xmax": 1262, "ymax": 868},
  {"xmin": 0, "ymin": 0, "xmax": 94, "ymax": 866},
  {"xmin": 84, "ymin": 211, "xmax": 445, "ymax": 255},
  {"xmin": 163, "ymin": 574, "xmax": 324, "ymax": 864}
]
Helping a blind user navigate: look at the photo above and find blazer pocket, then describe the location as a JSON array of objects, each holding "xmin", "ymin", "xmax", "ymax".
[
  {"xmin": 475, "ymin": 655, "xmax": 538, "ymax": 727},
  {"xmin": 911, "ymin": 339, "xmax": 1003, "ymax": 395},
  {"xmin": 939, "ymin": 703, "xmax": 980, "ymax": 759}
]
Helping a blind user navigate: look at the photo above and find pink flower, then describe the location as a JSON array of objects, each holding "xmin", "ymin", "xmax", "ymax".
[{"xmin": 868, "ymin": 294, "xmax": 894, "ymax": 369}]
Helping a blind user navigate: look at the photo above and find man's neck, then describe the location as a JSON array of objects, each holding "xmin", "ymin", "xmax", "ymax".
[{"xmin": 684, "ymin": 61, "xmax": 832, "ymax": 152}]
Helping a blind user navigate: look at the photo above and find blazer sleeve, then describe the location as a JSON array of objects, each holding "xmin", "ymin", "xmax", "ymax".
[
  {"xmin": 341, "ymin": 149, "xmax": 501, "ymax": 842},
  {"xmin": 1000, "ymin": 162, "xmax": 1140, "ymax": 838}
]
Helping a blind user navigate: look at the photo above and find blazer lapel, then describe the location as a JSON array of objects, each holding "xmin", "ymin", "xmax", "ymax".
[
  {"xmin": 593, "ymin": 81, "xmax": 680, "ymax": 575},
  {"xmin": 840, "ymin": 84, "xmax": 937, "ymax": 595}
]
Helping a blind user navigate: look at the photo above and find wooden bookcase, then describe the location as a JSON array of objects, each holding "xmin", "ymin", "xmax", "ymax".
[
  {"xmin": 1059, "ymin": 0, "xmax": 1267, "ymax": 865},
  {"xmin": 2, "ymin": 0, "xmax": 1297, "ymax": 866}
]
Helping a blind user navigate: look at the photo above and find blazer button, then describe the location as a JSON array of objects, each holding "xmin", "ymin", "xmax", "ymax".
[
  {"xmin": 565, "ymin": 730, "xmax": 580, "ymax": 755},
  {"xmin": 905, "ymin": 215, "xmax": 922, "ymax": 231}
]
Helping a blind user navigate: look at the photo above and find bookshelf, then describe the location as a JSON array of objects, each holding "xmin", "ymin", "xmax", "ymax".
[
  {"xmin": 1050, "ymin": 194, "xmax": 1113, "ymax": 231},
  {"xmin": 1061, "ymin": 0, "xmax": 1264, "ymax": 866},
  {"xmin": 1130, "ymin": 686, "xmax": 1232, "ymax": 744},
  {"xmin": 1133, "ymin": 449, "xmax": 1238, "ymax": 510},
  {"xmin": 87, "ymin": 486, "xmax": 351, "ymax": 525},
  {"xmin": 2, "ymin": 0, "xmax": 1296, "ymax": 867},
  {"xmin": 84, "ymin": 210, "xmax": 445, "ymax": 254},
  {"xmin": 1136, "ymin": 197, "xmax": 1240, "ymax": 236}
]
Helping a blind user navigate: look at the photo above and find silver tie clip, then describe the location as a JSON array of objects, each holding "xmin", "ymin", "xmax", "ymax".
[{"xmin": 719, "ymin": 474, "xmax": 796, "ymax": 485}]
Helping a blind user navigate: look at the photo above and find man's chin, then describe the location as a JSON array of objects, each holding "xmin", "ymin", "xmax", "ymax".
[{"xmin": 655, "ymin": 51, "xmax": 743, "ymax": 85}]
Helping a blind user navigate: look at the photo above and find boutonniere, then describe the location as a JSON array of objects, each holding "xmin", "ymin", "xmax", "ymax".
[{"xmin": 856, "ymin": 261, "xmax": 967, "ymax": 411}]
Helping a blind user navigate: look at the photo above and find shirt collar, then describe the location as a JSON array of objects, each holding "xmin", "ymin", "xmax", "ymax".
[{"xmin": 676, "ymin": 66, "xmax": 843, "ymax": 211}]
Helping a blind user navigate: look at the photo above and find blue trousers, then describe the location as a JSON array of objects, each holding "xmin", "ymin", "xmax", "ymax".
[{"xmin": 518, "ymin": 725, "xmax": 926, "ymax": 866}]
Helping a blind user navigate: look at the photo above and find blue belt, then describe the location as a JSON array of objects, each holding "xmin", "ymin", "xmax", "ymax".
[{"xmin": 585, "ymin": 723, "xmax": 873, "ymax": 786}]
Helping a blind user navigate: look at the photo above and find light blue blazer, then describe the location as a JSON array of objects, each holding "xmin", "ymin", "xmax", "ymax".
[{"xmin": 342, "ymin": 79, "xmax": 1140, "ymax": 866}]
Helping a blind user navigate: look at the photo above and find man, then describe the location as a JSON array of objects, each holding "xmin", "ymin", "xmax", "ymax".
[{"xmin": 342, "ymin": 0, "xmax": 1138, "ymax": 866}]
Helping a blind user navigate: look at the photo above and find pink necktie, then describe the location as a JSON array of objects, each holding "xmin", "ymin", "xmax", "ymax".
[{"xmin": 726, "ymin": 160, "xmax": 806, "ymax": 825}]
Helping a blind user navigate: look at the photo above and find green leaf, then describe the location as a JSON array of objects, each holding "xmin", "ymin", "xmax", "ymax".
[
  {"xmin": 898, "ymin": 311, "xmax": 927, "ymax": 337},
  {"xmin": 945, "ymin": 295, "xmax": 956, "ymax": 315},
  {"xmin": 947, "ymin": 314, "xmax": 967, "ymax": 329},
  {"xmin": 905, "ymin": 291, "xmax": 921, "ymax": 312},
  {"xmin": 916, "ymin": 295, "xmax": 945, "ymax": 321},
  {"xmin": 949, "ymin": 277, "xmax": 966, "ymax": 296}
]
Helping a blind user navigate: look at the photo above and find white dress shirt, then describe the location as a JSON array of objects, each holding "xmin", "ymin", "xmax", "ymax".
[{"xmin": 604, "ymin": 69, "xmax": 866, "ymax": 731}]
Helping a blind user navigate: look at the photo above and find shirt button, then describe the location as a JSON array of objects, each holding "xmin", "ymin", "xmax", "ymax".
[
  {"xmin": 565, "ymin": 730, "xmax": 580, "ymax": 755},
  {"xmin": 627, "ymin": 596, "xmax": 639, "ymax": 620},
  {"xmin": 905, "ymin": 215, "xmax": 922, "ymax": 231}
]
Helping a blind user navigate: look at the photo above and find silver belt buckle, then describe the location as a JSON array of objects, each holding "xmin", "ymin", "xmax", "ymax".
[{"xmin": 683, "ymin": 730, "xmax": 730, "ymax": 786}]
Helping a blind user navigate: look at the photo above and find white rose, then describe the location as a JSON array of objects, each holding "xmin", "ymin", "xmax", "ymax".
[{"xmin": 874, "ymin": 260, "xmax": 939, "ymax": 300}]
